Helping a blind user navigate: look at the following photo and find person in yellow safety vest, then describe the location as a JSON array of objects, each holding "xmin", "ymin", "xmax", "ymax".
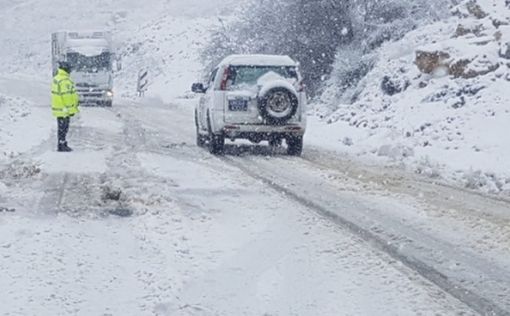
[{"xmin": 51, "ymin": 61, "xmax": 80, "ymax": 152}]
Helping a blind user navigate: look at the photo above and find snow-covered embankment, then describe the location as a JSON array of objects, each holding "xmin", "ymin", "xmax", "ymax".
[{"xmin": 313, "ymin": 0, "xmax": 510, "ymax": 196}]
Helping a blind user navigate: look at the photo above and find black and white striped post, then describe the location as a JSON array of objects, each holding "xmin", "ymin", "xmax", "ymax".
[{"xmin": 137, "ymin": 69, "xmax": 149, "ymax": 97}]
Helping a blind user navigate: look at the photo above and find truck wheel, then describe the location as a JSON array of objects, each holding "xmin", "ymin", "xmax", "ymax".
[
  {"xmin": 287, "ymin": 135, "xmax": 303, "ymax": 156},
  {"xmin": 207, "ymin": 113, "xmax": 224, "ymax": 155}
]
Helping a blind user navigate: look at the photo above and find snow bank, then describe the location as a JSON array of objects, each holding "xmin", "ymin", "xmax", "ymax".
[
  {"xmin": 0, "ymin": 92, "xmax": 52, "ymax": 162},
  {"xmin": 37, "ymin": 151, "xmax": 109, "ymax": 174},
  {"xmin": 314, "ymin": 0, "xmax": 510, "ymax": 195}
]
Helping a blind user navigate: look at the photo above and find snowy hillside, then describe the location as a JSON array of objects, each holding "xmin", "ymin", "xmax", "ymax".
[
  {"xmin": 314, "ymin": 0, "xmax": 510, "ymax": 196},
  {"xmin": 0, "ymin": 0, "xmax": 237, "ymax": 74}
]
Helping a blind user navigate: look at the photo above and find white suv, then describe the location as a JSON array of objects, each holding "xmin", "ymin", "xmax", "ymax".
[{"xmin": 192, "ymin": 54, "xmax": 307, "ymax": 155}]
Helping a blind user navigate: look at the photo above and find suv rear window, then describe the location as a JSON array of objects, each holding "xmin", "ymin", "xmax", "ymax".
[{"xmin": 228, "ymin": 66, "xmax": 298, "ymax": 89}]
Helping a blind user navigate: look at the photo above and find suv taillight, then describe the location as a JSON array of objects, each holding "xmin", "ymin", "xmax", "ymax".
[{"xmin": 220, "ymin": 67, "xmax": 230, "ymax": 91}]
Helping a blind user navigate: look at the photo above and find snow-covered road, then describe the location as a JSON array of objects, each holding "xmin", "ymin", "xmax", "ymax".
[
  {"xmin": 1, "ymin": 0, "xmax": 509, "ymax": 314},
  {"xmin": 1, "ymin": 95, "xmax": 509, "ymax": 315}
]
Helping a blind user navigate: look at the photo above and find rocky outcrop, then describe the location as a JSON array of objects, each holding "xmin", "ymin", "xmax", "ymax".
[
  {"xmin": 415, "ymin": 50, "xmax": 451, "ymax": 74},
  {"xmin": 415, "ymin": 0, "xmax": 508, "ymax": 80},
  {"xmin": 466, "ymin": 0, "xmax": 488, "ymax": 19},
  {"xmin": 381, "ymin": 75, "xmax": 410, "ymax": 96},
  {"xmin": 454, "ymin": 24, "xmax": 484, "ymax": 37},
  {"xmin": 415, "ymin": 50, "xmax": 500, "ymax": 79}
]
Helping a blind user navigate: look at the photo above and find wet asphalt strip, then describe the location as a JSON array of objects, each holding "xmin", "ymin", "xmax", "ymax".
[{"xmin": 221, "ymin": 155, "xmax": 510, "ymax": 316}]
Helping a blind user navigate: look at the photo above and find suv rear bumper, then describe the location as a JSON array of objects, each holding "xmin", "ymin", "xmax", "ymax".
[{"xmin": 222, "ymin": 123, "xmax": 305, "ymax": 139}]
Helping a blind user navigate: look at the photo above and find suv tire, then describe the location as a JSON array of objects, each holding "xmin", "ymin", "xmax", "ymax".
[
  {"xmin": 258, "ymin": 87, "xmax": 298, "ymax": 125},
  {"xmin": 287, "ymin": 135, "xmax": 303, "ymax": 156},
  {"xmin": 207, "ymin": 113, "xmax": 224, "ymax": 155},
  {"xmin": 195, "ymin": 110, "xmax": 207, "ymax": 147},
  {"xmin": 209, "ymin": 134, "xmax": 225, "ymax": 155}
]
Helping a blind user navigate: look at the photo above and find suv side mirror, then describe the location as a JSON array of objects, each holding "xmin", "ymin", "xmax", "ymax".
[{"xmin": 191, "ymin": 82, "xmax": 206, "ymax": 93}]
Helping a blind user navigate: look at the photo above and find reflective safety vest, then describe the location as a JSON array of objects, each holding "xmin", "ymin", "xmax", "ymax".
[{"xmin": 51, "ymin": 69, "xmax": 79, "ymax": 118}]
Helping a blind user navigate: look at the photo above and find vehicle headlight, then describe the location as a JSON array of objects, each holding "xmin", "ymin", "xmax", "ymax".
[{"xmin": 106, "ymin": 90, "xmax": 114, "ymax": 98}]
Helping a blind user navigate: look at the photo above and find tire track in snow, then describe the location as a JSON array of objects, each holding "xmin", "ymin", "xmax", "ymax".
[
  {"xmin": 221, "ymin": 155, "xmax": 510, "ymax": 316},
  {"xmin": 303, "ymin": 147, "xmax": 510, "ymax": 222}
]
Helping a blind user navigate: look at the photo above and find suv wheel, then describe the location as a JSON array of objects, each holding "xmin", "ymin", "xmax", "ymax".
[
  {"xmin": 195, "ymin": 110, "xmax": 207, "ymax": 147},
  {"xmin": 209, "ymin": 134, "xmax": 225, "ymax": 155},
  {"xmin": 207, "ymin": 113, "xmax": 224, "ymax": 155},
  {"xmin": 287, "ymin": 135, "xmax": 303, "ymax": 156},
  {"xmin": 258, "ymin": 87, "xmax": 299, "ymax": 125}
]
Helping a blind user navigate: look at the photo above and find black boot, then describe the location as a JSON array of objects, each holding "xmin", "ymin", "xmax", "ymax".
[
  {"xmin": 58, "ymin": 142, "xmax": 72, "ymax": 152},
  {"xmin": 63, "ymin": 142, "xmax": 73, "ymax": 152}
]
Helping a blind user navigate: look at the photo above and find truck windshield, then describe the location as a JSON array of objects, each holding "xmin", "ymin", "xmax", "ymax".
[{"xmin": 66, "ymin": 52, "xmax": 111, "ymax": 73}]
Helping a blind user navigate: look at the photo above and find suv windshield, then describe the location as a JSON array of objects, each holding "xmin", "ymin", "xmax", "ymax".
[
  {"xmin": 228, "ymin": 65, "xmax": 298, "ymax": 89},
  {"xmin": 66, "ymin": 52, "xmax": 111, "ymax": 73}
]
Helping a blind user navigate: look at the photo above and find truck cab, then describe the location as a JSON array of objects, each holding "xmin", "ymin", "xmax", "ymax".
[{"xmin": 52, "ymin": 31, "xmax": 119, "ymax": 107}]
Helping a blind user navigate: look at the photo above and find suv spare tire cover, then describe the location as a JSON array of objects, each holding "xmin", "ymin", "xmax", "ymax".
[{"xmin": 258, "ymin": 87, "xmax": 299, "ymax": 125}]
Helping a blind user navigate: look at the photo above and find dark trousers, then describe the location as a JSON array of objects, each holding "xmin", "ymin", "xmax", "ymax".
[{"xmin": 57, "ymin": 117, "xmax": 70, "ymax": 144}]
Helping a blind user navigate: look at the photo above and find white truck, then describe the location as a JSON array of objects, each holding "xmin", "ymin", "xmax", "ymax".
[{"xmin": 51, "ymin": 31, "xmax": 119, "ymax": 107}]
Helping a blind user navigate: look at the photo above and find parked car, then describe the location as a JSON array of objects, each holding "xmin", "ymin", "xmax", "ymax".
[{"xmin": 192, "ymin": 54, "xmax": 307, "ymax": 155}]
